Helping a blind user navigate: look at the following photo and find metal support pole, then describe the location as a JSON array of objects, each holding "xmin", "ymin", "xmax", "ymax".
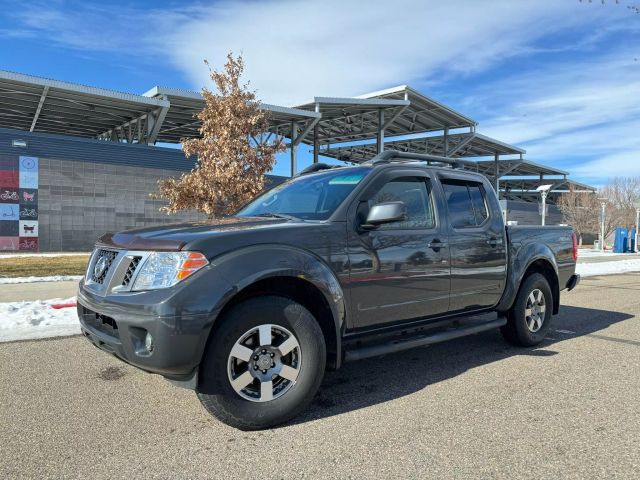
[
  {"xmin": 313, "ymin": 102, "xmax": 320, "ymax": 164},
  {"xmin": 313, "ymin": 126, "xmax": 319, "ymax": 164},
  {"xmin": 541, "ymin": 191, "xmax": 547, "ymax": 226},
  {"xmin": 290, "ymin": 121, "xmax": 298, "ymax": 177},
  {"xmin": 443, "ymin": 127, "xmax": 449, "ymax": 156},
  {"xmin": 30, "ymin": 86, "xmax": 49, "ymax": 132},
  {"xmin": 146, "ymin": 95, "xmax": 170, "ymax": 145},
  {"xmin": 494, "ymin": 153, "xmax": 500, "ymax": 194},
  {"xmin": 600, "ymin": 200, "xmax": 606, "ymax": 252},
  {"xmin": 635, "ymin": 206, "xmax": 640, "ymax": 254},
  {"xmin": 377, "ymin": 109, "xmax": 385, "ymax": 154}
]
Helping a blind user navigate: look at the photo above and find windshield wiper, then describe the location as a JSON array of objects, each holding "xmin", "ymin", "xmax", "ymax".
[{"xmin": 252, "ymin": 212, "xmax": 298, "ymax": 221}]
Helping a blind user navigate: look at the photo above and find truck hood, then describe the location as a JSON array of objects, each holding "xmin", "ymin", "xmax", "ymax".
[{"xmin": 96, "ymin": 216, "xmax": 293, "ymax": 251}]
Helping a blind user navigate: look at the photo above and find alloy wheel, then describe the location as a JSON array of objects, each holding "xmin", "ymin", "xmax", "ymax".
[
  {"xmin": 227, "ymin": 324, "xmax": 301, "ymax": 402},
  {"xmin": 525, "ymin": 288, "xmax": 546, "ymax": 333}
]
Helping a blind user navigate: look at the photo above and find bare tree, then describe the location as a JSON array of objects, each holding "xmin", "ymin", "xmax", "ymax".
[
  {"xmin": 155, "ymin": 53, "xmax": 284, "ymax": 218},
  {"xmin": 558, "ymin": 177, "xmax": 640, "ymax": 245},
  {"xmin": 600, "ymin": 177, "xmax": 640, "ymax": 229},
  {"xmin": 557, "ymin": 189, "xmax": 598, "ymax": 245}
]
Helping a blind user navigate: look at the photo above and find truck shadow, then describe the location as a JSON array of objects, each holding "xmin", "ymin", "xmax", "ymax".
[{"xmin": 290, "ymin": 305, "xmax": 634, "ymax": 426}]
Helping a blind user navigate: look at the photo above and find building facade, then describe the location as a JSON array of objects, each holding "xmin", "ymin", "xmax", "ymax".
[{"xmin": 0, "ymin": 127, "xmax": 205, "ymax": 251}]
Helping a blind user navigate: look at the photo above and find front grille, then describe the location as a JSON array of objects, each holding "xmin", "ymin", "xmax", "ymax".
[
  {"xmin": 122, "ymin": 256, "xmax": 142, "ymax": 287},
  {"xmin": 79, "ymin": 306, "xmax": 119, "ymax": 339},
  {"xmin": 90, "ymin": 249, "xmax": 118, "ymax": 284}
]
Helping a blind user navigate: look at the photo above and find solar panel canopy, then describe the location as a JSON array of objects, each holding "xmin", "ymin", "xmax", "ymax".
[{"xmin": 0, "ymin": 69, "xmax": 596, "ymax": 202}]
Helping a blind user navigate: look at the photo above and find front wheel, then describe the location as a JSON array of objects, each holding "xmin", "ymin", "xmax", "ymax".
[
  {"xmin": 501, "ymin": 273, "xmax": 553, "ymax": 347},
  {"xmin": 197, "ymin": 296, "xmax": 326, "ymax": 430}
]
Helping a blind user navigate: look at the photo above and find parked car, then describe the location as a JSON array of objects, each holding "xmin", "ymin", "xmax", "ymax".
[{"xmin": 78, "ymin": 151, "xmax": 580, "ymax": 430}]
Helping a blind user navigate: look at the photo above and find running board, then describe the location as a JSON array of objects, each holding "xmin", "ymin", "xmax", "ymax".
[{"xmin": 343, "ymin": 317, "xmax": 507, "ymax": 362}]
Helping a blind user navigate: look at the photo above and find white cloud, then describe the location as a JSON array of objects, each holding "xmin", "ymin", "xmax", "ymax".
[
  {"xmin": 5, "ymin": 0, "xmax": 622, "ymax": 105},
  {"xmin": 571, "ymin": 152, "xmax": 640, "ymax": 180},
  {"xmin": 479, "ymin": 55, "xmax": 640, "ymax": 142},
  {"xmin": 472, "ymin": 52, "xmax": 640, "ymax": 181},
  {"xmin": 160, "ymin": 0, "xmax": 613, "ymax": 105}
]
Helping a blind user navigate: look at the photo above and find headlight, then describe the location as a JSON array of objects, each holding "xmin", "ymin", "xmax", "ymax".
[{"xmin": 131, "ymin": 251, "xmax": 208, "ymax": 291}]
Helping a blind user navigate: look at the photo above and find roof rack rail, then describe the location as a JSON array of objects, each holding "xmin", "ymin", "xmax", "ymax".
[
  {"xmin": 297, "ymin": 163, "xmax": 342, "ymax": 176},
  {"xmin": 366, "ymin": 150, "xmax": 476, "ymax": 170}
]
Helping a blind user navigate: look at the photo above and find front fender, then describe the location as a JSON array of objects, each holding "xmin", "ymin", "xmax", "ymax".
[
  {"xmin": 496, "ymin": 242, "xmax": 559, "ymax": 313},
  {"xmin": 197, "ymin": 244, "xmax": 346, "ymax": 367}
]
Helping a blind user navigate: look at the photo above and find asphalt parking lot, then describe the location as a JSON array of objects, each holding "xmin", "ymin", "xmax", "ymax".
[{"xmin": 2, "ymin": 273, "xmax": 640, "ymax": 479}]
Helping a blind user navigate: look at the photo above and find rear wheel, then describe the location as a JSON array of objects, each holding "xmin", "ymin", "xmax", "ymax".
[
  {"xmin": 197, "ymin": 296, "xmax": 326, "ymax": 430},
  {"xmin": 501, "ymin": 273, "xmax": 553, "ymax": 347}
]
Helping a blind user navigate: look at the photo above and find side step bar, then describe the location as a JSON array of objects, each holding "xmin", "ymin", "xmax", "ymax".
[{"xmin": 344, "ymin": 317, "xmax": 507, "ymax": 362}]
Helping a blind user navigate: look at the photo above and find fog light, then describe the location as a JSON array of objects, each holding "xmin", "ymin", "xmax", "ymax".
[{"xmin": 145, "ymin": 333, "xmax": 154, "ymax": 352}]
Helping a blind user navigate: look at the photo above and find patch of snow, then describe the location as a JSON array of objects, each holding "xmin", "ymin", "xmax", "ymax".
[
  {"xmin": 0, "ymin": 275, "xmax": 83, "ymax": 284},
  {"xmin": 577, "ymin": 249, "xmax": 629, "ymax": 258},
  {"xmin": 576, "ymin": 259, "xmax": 640, "ymax": 277},
  {"xmin": 0, "ymin": 297, "xmax": 80, "ymax": 342}
]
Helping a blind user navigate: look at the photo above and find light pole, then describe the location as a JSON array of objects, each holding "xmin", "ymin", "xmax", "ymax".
[
  {"xmin": 536, "ymin": 184, "xmax": 553, "ymax": 226},
  {"xmin": 598, "ymin": 197, "xmax": 607, "ymax": 252},
  {"xmin": 634, "ymin": 200, "xmax": 640, "ymax": 254}
]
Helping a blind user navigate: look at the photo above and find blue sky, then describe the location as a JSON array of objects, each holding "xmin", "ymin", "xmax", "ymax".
[{"xmin": 1, "ymin": 0, "xmax": 639, "ymax": 184}]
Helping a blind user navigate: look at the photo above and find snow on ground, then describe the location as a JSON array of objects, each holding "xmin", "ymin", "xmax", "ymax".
[
  {"xmin": 577, "ymin": 249, "xmax": 631, "ymax": 258},
  {"xmin": 0, "ymin": 275, "xmax": 82, "ymax": 284},
  {"xmin": 576, "ymin": 259, "xmax": 640, "ymax": 278},
  {"xmin": 0, "ymin": 297, "xmax": 79, "ymax": 343}
]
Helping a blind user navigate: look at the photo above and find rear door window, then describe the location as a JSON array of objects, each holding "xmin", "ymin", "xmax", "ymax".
[
  {"xmin": 442, "ymin": 180, "xmax": 489, "ymax": 228},
  {"xmin": 468, "ymin": 183, "xmax": 489, "ymax": 224}
]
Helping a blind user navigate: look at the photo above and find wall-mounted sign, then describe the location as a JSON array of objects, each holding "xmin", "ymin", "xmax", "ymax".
[{"xmin": 0, "ymin": 155, "xmax": 38, "ymax": 251}]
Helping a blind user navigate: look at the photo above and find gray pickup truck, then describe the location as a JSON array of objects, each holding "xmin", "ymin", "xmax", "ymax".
[{"xmin": 78, "ymin": 151, "xmax": 579, "ymax": 430}]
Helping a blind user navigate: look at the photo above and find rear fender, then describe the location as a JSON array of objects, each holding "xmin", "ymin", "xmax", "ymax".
[{"xmin": 496, "ymin": 242, "xmax": 559, "ymax": 313}]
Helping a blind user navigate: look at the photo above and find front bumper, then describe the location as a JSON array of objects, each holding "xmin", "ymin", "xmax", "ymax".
[{"xmin": 77, "ymin": 280, "xmax": 211, "ymax": 381}]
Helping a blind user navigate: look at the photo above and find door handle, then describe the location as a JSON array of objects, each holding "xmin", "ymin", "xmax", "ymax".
[
  {"xmin": 428, "ymin": 239, "xmax": 448, "ymax": 251},
  {"xmin": 487, "ymin": 237, "xmax": 503, "ymax": 247}
]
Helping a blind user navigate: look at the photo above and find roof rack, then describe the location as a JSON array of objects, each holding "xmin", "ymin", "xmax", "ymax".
[
  {"xmin": 295, "ymin": 151, "xmax": 477, "ymax": 177},
  {"xmin": 297, "ymin": 163, "xmax": 342, "ymax": 176},
  {"xmin": 366, "ymin": 150, "xmax": 477, "ymax": 170}
]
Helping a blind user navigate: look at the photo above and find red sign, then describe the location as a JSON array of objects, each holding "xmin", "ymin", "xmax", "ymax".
[
  {"xmin": 19, "ymin": 237, "xmax": 38, "ymax": 251},
  {"xmin": 0, "ymin": 170, "xmax": 19, "ymax": 188}
]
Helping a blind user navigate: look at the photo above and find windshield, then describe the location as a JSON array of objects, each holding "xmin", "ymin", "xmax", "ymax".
[{"xmin": 237, "ymin": 167, "xmax": 370, "ymax": 220}]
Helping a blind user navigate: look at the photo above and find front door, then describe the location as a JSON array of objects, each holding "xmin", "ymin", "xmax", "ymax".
[{"xmin": 346, "ymin": 170, "xmax": 450, "ymax": 330}]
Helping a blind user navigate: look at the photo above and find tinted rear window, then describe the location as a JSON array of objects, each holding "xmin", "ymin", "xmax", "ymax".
[{"xmin": 442, "ymin": 180, "xmax": 489, "ymax": 228}]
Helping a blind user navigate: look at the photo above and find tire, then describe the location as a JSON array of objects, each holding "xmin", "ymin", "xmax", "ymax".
[
  {"xmin": 197, "ymin": 296, "xmax": 326, "ymax": 430},
  {"xmin": 501, "ymin": 273, "xmax": 553, "ymax": 347}
]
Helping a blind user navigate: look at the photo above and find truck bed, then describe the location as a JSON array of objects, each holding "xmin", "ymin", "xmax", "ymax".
[{"xmin": 506, "ymin": 225, "xmax": 576, "ymax": 290}]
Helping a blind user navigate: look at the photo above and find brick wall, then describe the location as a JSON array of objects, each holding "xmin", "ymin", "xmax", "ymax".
[{"xmin": 37, "ymin": 158, "xmax": 203, "ymax": 251}]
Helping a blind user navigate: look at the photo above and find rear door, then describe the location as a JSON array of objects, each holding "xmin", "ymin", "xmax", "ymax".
[
  {"xmin": 346, "ymin": 168, "xmax": 450, "ymax": 329},
  {"xmin": 439, "ymin": 176, "xmax": 507, "ymax": 312}
]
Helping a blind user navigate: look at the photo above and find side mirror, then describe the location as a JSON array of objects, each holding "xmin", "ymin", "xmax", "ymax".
[{"xmin": 361, "ymin": 201, "xmax": 407, "ymax": 230}]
